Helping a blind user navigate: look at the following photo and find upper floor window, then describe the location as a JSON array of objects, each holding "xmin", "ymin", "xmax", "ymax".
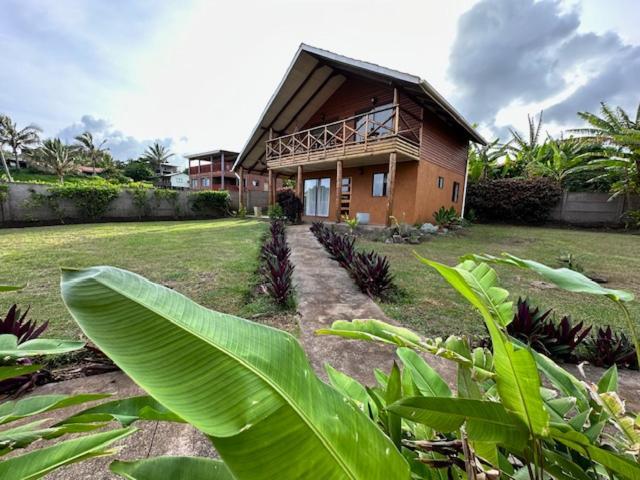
[
  {"xmin": 372, "ymin": 172, "xmax": 388, "ymax": 197},
  {"xmin": 452, "ymin": 181, "xmax": 461, "ymax": 202},
  {"xmin": 437, "ymin": 177, "xmax": 445, "ymax": 189},
  {"xmin": 355, "ymin": 104, "xmax": 394, "ymax": 142},
  {"xmin": 191, "ymin": 179, "xmax": 198, "ymax": 188},
  {"xmin": 252, "ymin": 180, "xmax": 260, "ymax": 187}
]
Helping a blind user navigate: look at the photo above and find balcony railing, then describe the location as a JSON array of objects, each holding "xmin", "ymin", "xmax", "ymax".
[{"xmin": 265, "ymin": 105, "xmax": 420, "ymax": 164}]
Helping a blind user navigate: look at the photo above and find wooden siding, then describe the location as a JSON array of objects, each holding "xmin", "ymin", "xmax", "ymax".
[
  {"xmin": 302, "ymin": 77, "xmax": 394, "ymax": 129},
  {"xmin": 420, "ymin": 112, "xmax": 468, "ymax": 175}
]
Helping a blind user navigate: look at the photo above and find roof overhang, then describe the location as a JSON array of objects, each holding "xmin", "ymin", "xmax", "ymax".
[
  {"xmin": 233, "ymin": 44, "xmax": 486, "ymax": 174},
  {"xmin": 185, "ymin": 149, "xmax": 238, "ymax": 161}
]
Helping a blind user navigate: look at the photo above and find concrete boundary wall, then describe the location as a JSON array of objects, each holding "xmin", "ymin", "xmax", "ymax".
[
  {"xmin": 0, "ymin": 183, "xmax": 270, "ymax": 226},
  {"xmin": 550, "ymin": 191, "xmax": 639, "ymax": 225}
]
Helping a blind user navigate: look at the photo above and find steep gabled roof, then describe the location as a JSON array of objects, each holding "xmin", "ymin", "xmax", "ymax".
[{"xmin": 233, "ymin": 44, "xmax": 485, "ymax": 173}]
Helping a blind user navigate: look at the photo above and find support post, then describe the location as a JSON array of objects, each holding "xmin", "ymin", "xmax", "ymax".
[
  {"xmin": 393, "ymin": 87, "xmax": 400, "ymax": 134},
  {"xmin": 268, "ymin": 169, "xmax": 274, "ymax": 207},
  {"xmin": 238, "ymin": 167, "xmax": 245, "ymax": 211},
  {"xmin": 386, "ymin": 152, "xmax": 397, "ymax": 226},
  {"xmin": 296, "ymin": 165, "xmax": 303, "ymax": 200},
  {"xmin": 198, "ymin": 159, "xmax": 202, "ymax": 190},
  {"xmin": 335, "ymin": 160, "xmax": 343, "ymax": 222},
  {"xmin": 221, "ymin": 151, "xmax": 225, "ymax": 190}
]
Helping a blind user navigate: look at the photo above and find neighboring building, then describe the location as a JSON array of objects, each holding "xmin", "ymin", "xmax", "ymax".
[
  {"xmin": 232, "ymin": 44, "xmax": 485, "ymax": 225},
  {"xmin": 186, "ymin": 149, "xmax": 276, "ymax": 191},
  {"xmin": 155, "ymin": 172, "xmax": 190, "ymax": 190},
  {"xmin": 155, "ymin": 163, "xmax": 180, "ymax": 176}
]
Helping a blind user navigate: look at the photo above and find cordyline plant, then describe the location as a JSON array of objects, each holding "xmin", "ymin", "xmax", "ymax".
[
  {"xmin": 0, "ymin": 304, "xmax": 51, "ymax": 396},
  {"xmin": 507, "ymin": 297, "xmax": 591, "ymax": 361},
  {"xmin": 260, "ymin": 220, "xmax": 294, "ymax": 305},
  {"xmin": 15, "ymin": 252, "xmax": 635, "ymax": 479}
]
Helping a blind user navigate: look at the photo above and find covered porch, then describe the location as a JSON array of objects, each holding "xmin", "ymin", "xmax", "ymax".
[{"xmin": 267, "ymin": 150, "xmax": 419, "ymax": 226}]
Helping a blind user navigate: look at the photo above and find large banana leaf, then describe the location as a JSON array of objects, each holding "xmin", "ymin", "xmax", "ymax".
[
  {"xmin": 464, "ymin": 253, "xmax": 633, "ymax": 302},
  {"xmin": 0, "ymin": 364, "xmax": 42, "ymax": 382},
  {"xmin": 0, "ymin": 394, "xmax": 109, "ymax": 425},
  {"xmin": 417, "ymin": 256, "xmax": 549, "ymax": 438},
  {"xmin": 0, "ymin": 334, "xmax": 84, "ymax": 358},
  {"xmin": 60, "ymin": 395, "xmax": 184, "ymax": 427},
  {"xmin": 61, "ymin": 266, "xmax": 410, "ymax": 480},
  {"xmin": 396, "ymin": 348, "xmax": 451, "ymax": 397},
  {"xmin": 0, "ymin": 427, "xmax": 136, "ymax": 480},
  {"xmin": 0, "ymin": 419, "xmax": 107, "ymax": 454},
  {"xmin": 110, "ymin": 456, "xmax": 234, "ymax": 480},
  {"xmin": 551, "ymin": 428, "xmax": 640, "ymax": 479},
  {"xmin": 388, "ymin": 397, "xmax": 528, "ymax": 449}
]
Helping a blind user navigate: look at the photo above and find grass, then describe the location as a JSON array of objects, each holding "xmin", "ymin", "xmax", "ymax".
[
  {"xmin": 0, "ymin": 219, "xmax": 295, "ymax": 338},
  {"xmin": 361, "ymin": 224, "xmax": 640, "ymax": 339}
]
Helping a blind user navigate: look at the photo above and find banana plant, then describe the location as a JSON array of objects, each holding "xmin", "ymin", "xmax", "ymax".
[
  {"xmin": 60, "ymin": 266, "xmax": 411, "ymax": 480},
  {"xmin": 320, "ymin": 254, "xmax": 640, "ymax": 479}
]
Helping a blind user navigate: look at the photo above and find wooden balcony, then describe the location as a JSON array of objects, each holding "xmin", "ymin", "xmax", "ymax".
[{"xmin": 265, "ymin": 105, "xmax": 420, "ymax": 170}]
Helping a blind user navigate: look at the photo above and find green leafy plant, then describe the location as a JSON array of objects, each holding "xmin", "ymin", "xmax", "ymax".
[
  {"xmin": 341, "ymin": 214, "xmax": 359, "ymax": 233},
  {"xmin": 267, "ymin": 203, "xmax": 284, "ymax": 220},
  {"xmin": 466, "ymin": 178, "xmax": 563, "ymax": 224},
  {"xmin": 236, "ymin": 205, "xmax": 247, "ymax": 219},
  {"xmin": 48, "ymin": 182, "xmax": 121, "ymax": 220},
  {"xmin": 189, "ymin": 190, "xmax": 230, "ymax": 216},
  {"xmin": 130, "ymin": 184, "xmax": 151, "ymax": 218},
  {"xmin": 433, "ymin": 206, "xmax": 459, "ymax": 228},
  {"xmin": 276, "ymin": 189, "xmax": 302, "ymax": 223},
  {"xmin": 559, "ymin": 252, "xmax": 584, "ymax": 273},
  {"xmin": 60, "ymin": 265, "xmax": 410, "ymax": 479},
  {"xmin": 153, "ymin": 188, "xmax": 180, "ymax": 217}
]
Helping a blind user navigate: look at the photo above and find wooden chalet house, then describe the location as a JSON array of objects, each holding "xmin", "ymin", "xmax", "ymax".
[{"xmin": 232, "ymin": 45, "xmax": 485, "ymax": 225}]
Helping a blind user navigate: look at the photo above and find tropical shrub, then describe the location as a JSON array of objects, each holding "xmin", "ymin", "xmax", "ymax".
[
  {"xmin": 56, "ymin": 253, "xmax": 640, "ymax": 479},
  {"xmin": 432, "ymin": 205, "xmax": 459, "ymax": 228},
  {"xmin": 507, "ymin": 297, "xmax": 591, "ymax": 361},
  {"xmin": 276, "ymin": 189, "xmax": 302, "ymax": 223},
  {"xmin": 189, "ymin": 190, "xmax": 230, "ymax": 216},
  {"xmin": 123, "ymin": 160, "xmax": 154, "ymax": 181},
  {"xmin": 583, "ymin": 326, "xmax": 638, "ymax": 370},
  {"xmin": 267, "ymin": 203, "xmax": 284, "ymax": 220},
  {"xmin": 260, "ymin": 220, "xmax": 294, "ymax": 305},
  {"xmin": 48, "ymin": 182, "xmax": 121, "ymax": 220},
  {"xmin": 351, "ymin": 250, "xmax": 394, "ymax": 298},
  {"xmin": 466, "ymin": 177, "xmax": 563, "ymax": 224}
]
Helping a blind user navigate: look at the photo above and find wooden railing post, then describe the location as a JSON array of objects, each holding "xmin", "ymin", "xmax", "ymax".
[
  {"xmin": 386, "ymin": 152, "xmax": 397, "ymax": 226},
  {"xmin": 335, "ymin": 160, "xmax": 343, "ymax": 222},
  {"xmin": 393, "ymin": 87, "xmax": 400, "ymax": 135}
]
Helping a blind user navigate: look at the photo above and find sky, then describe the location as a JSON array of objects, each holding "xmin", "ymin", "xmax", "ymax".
[{"xmin": 1, "ymin": 0, "xmax": 638, "ymax": 166}]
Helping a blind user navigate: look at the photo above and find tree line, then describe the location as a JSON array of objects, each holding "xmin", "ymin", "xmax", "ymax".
[
  {"xmin": 469, "ymin": 102, "xmax": 640, "ymax": 203},
  {"xmin": 0, "ymin": 114, "xmax": 176, "ymax": 183}
]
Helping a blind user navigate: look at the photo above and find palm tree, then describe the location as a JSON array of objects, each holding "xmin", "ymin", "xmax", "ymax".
[
  {"xmin": 0, "ymin": 114, "xmax": 41, "ymax": 170},
  {"xmin": 30, "ymin": 138, "xmax": 78, "ymax": 183},
  {"xmin": 570, "ymin": 102, "xmax": 640, "ymax": 201},
  {"xmin": 74, "ymin": 132, "xmax": 108, "ymax": 175},
  {"xmin": 0, "ymin": 115, "xmax": 14, "ymax": 182},
  {"xmin": 140, "ymin": 142, "xmax": 174, "ymax": 177}
]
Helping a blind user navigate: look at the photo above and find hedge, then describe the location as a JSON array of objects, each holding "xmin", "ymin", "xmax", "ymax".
[
  {"xmin": 466, "ymin": 178, "xmax": 562, "ymax": 224},
  {"xmin": 189, "ymin": 190, "xmax": 231, "ymax": 216}
]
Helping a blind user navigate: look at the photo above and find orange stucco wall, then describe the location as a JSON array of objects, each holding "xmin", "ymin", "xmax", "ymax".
[
  {"xmin": 414, "ymin": 162, "xmax": 466, "ymax": 222},
  {"xmin": 301, "ymin": 162, "xmax": 418, "ymax": 225}
]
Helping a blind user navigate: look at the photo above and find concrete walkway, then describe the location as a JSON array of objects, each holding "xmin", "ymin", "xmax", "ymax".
[{"xmin": 287, "ymin": 224, "xmax": 455, "ymax": 385}]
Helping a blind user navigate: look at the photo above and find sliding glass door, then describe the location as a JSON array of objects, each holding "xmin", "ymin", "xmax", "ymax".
[{"xmin": 304, "ymin": 178, "xmax": 330, "ymax": 217}]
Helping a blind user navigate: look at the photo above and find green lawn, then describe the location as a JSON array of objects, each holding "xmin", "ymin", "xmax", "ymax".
[
  {"xmin": 0, "ymin": 219, "xmax": 287, "ymax": 338},
  {"xmin": 362, "ymin": 225, "xmax": 640, "ymax": 339}
]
